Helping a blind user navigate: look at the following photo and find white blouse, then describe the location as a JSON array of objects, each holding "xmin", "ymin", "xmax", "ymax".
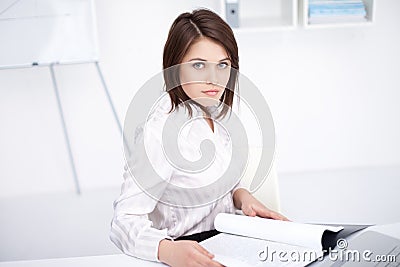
[{"xmin": 110, "ymin": 97, "xmax": 244, "ymax": 262}]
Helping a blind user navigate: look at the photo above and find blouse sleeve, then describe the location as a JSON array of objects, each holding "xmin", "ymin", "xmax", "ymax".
[
  {"xmin": 232, "ymin": 179, "xmax": 246, "ymax": 195},
  {"xmin": 110, "ymin": 124, "xmax": 174, "ymax": 262}
]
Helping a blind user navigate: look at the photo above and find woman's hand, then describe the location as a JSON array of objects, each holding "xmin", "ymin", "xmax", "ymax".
[
  {"xmin": 233, "ymin": 188, "xmax": 290, "ymax": 221},
  {"xmin": 158, "ymin": 239, "xmax": 224, "ymax": 267}
]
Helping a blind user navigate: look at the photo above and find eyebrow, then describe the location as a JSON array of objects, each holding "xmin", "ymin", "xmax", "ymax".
[{"xmin": 188, "ymin": 57, "xmax": 231, "ymax": 62}]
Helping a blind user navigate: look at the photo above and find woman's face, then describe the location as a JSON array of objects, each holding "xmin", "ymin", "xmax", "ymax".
[{"xmin": 179, "ymin": 37, "xmax": 231, "ymax": 107}]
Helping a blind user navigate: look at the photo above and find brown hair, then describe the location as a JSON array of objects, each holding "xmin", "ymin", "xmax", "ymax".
[{"xmin": 163, "ymin": 9, "xmax": 239, "ymax": 119}]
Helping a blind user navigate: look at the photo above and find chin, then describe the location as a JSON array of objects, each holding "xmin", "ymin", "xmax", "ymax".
[{"xmin": 192, "ymin": 97, "xmax": 220, "ymax": 107}]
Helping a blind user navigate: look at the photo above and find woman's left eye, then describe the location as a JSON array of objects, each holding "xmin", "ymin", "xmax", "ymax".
[{"xmin": 217, "ymin": 62, "xmax": 229, "ymax": 69}]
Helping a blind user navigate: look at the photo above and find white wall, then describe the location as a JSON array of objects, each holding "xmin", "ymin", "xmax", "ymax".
[
  {"xmin": 1, "ymin": 0, "xmax": 399, "ymax": 197},
  {"xmin": 241, "ymin": 4, "xmax": 400, "ymax": 173}
]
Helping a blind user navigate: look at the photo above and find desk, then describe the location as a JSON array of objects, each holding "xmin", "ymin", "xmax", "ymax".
[{"xmin": 1, "ymin": 223, "xmax": 398, "ymax": 267}]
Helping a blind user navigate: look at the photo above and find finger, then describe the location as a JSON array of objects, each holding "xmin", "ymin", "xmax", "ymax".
[
  {"xmin": 252, "ymin": 205, "xmax": 274, "ymax": 218},
  {"xmin": 209, "ymin": 259, "xmax": 225, "ymax": 267},
  {"xmin": 193, "ymin": 250, "xmax": 220, "ymax": 267},
  {"xmin": 198, "ymin": 256, "xmax": 225, "ymax": 267},
  {"xmin": 268, "ymin": 210, "xmax": 290, "ymax": 221},
  {"xmin": 279, "ymin": 214, "xmax": 291, "ymax": 221},
  {"xmin": 267, "ymin": 210, "xmax": 290, "ymax": 221},
  {"xmin": 242, "ymin": 205, "xmax": 256, "ymax": 217},
  {"xmin": 194, "ymin": 243, "xmax": 214, "ymax": 258},
  {"xmin": 252, "ymin": 205, "xmax": 286, "ymax": 221}
]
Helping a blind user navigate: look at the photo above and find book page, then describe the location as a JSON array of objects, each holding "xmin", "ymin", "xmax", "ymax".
[
  {"xmin": 214, "ymin": 213, "xmax": 343, "ymax": 251},
  {"xmin": 201, "ymin": 233, "xmax": 324, "ymax": 266}
]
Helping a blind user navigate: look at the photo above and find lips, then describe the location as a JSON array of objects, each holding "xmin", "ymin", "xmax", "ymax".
[{"xmin": 202, "ymin": 90, "xmax": 219, "ymax": 96}]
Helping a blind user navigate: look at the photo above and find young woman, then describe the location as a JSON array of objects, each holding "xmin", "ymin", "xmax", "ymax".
[{"xmin": 110, "ymin": 9, "xmax": 288, "ymax": 267}]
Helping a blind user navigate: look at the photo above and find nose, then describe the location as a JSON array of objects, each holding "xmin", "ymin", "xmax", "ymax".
[{"xmin": 206, "ymin": 64, "xmax": 218, "ymax": 85}]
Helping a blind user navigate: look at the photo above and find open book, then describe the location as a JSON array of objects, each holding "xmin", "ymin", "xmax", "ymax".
[{"xmin": 200, "ymin": 213, "xmax": 364, "ymax": 267}]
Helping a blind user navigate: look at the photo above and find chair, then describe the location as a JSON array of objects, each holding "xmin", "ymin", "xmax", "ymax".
[{"xmin": 238, "ymin": 146, "xmax": 281, "ymax": 213}]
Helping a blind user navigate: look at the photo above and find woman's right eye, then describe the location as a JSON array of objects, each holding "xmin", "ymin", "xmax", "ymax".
[{"xmin": 192, "ymin": 62, "xmax": 205, "ymax": 70}]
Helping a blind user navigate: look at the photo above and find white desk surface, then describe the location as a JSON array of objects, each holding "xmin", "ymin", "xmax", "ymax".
[{"xmin": 1, "ymin": 223, "xmax": 399, "ymax": 267}]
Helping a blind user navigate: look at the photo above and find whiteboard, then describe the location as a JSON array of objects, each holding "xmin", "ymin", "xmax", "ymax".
[{"xmin": 0, "ymin": 0, "xmax": 99, "ymax": 68}]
